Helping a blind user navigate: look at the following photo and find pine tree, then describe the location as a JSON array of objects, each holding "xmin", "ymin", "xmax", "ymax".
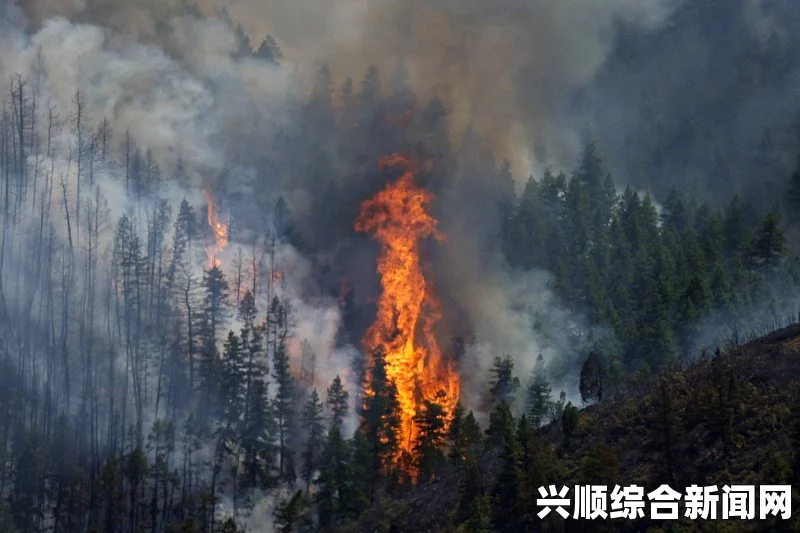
[
  {"xmin": 516, "ymin": 417, "xmax": 561, "ymax": 530},
  {"xmin": 526, "ymin": 354, "xmax": 551, "ymax": 424},
  {"xmin": 272, "ymin": 338, "xmax": 296, "ymax": 481},
  {"xmin": 221, "ymin": 331, "xmax": 245, "ymax": 426},
  {"xmin": 579, "ymin": 351, "xmax": 604, "ymax": 404},
  {"xmin": 489, "ymin": 355, "xmax": 520, "ymax": 407},
  {"xmin": 449, "ymin": 405, "xmax": 483, "ymax": 464},
  {"xmin": 561, "ymin": 403, "xmax": 579, "ymax": 443},
  {"xmin": 240, "ymin": 379, "xmax": 277, "ymax": 492},
  {"xmin": 486, "ymin": 401, "xmax": 514, "ymax": 449},
  {"xmin": 490, "ymin": 410, "xmax": 521, "ymax": 531},
  {"xmin": 326, "ymin": 374, "xmax": 349, "ymax": 431},
  {"xmin": 361, "ymin": 348, "xmax": 401, "ymax": 498},
  {"xmin": 255, "ymin": 35, "xmax": 283, "ymax": 64},
  {"xmin": 749, "ymin": 212, "xmax": 785, "ymax": 271},
  {"xmin": 314, "ymin": 425, "xmax": 350, "ymax": 528},
  {"xmin": 198, "ymin": 266, "xmax": 230, "ymax": 425},
  {"xmin": 460, "ymin": 495, "xmax": 496, "ymax": 533},
  {"xmin": 167, "ymin": 199, "xmax": 197, "ymax": 290},
  {"xmin": 413, "ymin": 392, "xmax": 448, "ymax": 482},
  {"xmin": 300, "ymin": 389, "xmax": 325, "ymax": 490},
  {"xmin": 273, "ymin": 490, "xmax": 305, "ymax": 533}
]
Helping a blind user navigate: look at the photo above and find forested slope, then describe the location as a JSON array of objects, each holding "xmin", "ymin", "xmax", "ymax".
[{"xmin": 347, "ymin": 324, "xmax": 800, "ymax": 533}]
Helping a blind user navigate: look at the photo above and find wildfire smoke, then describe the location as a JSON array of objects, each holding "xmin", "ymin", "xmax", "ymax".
[{"xmin": 355, "ymin": 153, "xmax": 460, "ymax": 457}]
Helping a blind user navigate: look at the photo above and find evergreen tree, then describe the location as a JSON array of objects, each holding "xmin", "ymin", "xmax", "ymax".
[
  {"xmin": 489, "ymin": 355, "xmax": 520, "ymax": 407},
  {"xmin": 240, "ymin": 379, "xmax": 277, "ymax": 491},
  {"xmin": 413, "ymin": 392, "xmax": 448, "ymax": 483},
  {"xmin": 562, "ymin": 403, "xmax": 579, "ymax": 443},
  {"xmin": 315, "ymin": 425, "xmax": 353, "ymax": 528},
  {"xmin": 579, "ymin": 351, "xmax": 604, "ymax": 404},
  {"xmin": 749, "ymin": 212, "xmax": 785, "ymax": 271},
  {"xmin": 198, "ymin": 266, "xmax": 230, "ymax": 425},
  {"xmin": 486, "ymin": 401, "xmax": 514, "ymax": 450},
  {"xmin": 449, "ymin": 405, "xmax": 483, "ymax": 464},
  {"xmin": 221, "ymin": 331, "xmax": 245, "ymax": 426},
  {"xmin": 272, "ymin": 339, "xmax": 296, "ymax": 481},
  {"xmin": 326, "ymin": 374, "xmax": 349, "ymax": 431},
  {"xmin": 360, "ymin": 348, "xmax": 401, "ymax": 499},
  {"xmin": 300, "ymin": 389, "xmax": 325, "ymax": 490},
  {"xmin": 273, "ymin": 490, "xmax": 305, "ymax": 533},
  {"xmin": 490, "ymin": 412, "xmax": 521, "ymax": 531},
  {"xmin": 460, "ymin": 495, "xmax": 495, "ymax": 533},
  {"xmin": 255, "ymin": 35, "xmax": 283, "ymax": 64},
  {"xmin": 526, "ymin": 354, "xmax": 551, "ymax": 425}
]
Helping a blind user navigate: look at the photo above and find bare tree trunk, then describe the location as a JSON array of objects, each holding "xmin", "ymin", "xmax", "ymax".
[{"xmin": 73, "ymin": 90, "xmax": 84, "ymax": 248}]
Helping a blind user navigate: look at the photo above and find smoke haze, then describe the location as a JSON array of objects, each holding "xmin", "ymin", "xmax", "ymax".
[{"xmin": 2, "ymin": 0, "xmax": 798, "ymax": 424}]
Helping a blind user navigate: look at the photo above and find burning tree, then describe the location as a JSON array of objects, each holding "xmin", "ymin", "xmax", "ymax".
[
  {"xmin": 203, "ymin": 183, "xmax": 229, "ymax": 268},
  {"xmin": 354, "ymin": 153, "xmax": 460, "ymax": 461}
]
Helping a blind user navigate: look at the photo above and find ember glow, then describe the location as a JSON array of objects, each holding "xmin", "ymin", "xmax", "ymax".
[
  {"xmin": 355, "ymin": 154, "xmax": 460, "ymax": 456},
  {"xmin": 204, "ymin": 184, "xmax": 229, "ymax": 268}
]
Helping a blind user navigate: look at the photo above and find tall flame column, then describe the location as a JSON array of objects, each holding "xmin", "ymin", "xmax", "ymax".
[{"xmin": 355, "ymin": 154, "xmax": 460, "ymax": 457}]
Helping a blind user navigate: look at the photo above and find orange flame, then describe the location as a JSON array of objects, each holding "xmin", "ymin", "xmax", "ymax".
[
  {"xmin": 203, "ymin": 184, "xmax": 229, "ymax": 269},
  {"xmin": 354, "ymin": 153, "xmax": 460, "ymax": 458}
]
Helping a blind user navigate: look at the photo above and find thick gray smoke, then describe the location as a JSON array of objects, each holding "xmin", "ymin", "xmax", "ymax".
[
  {"xmin": 187, "ymin": 0, "xmax": 684, "ymax": 178},
  {"xmin": 574, "ymin": 0, "xmax": 800, "ymax": 202},
  {"xmin": 4, "ymin": 0, "xmax": 799, "ymax": 528},
  {"xmin": 6, "ymin": 0, "xmax": 798, "ymax": 422},
  {"xmin": 16, "ymin": 0, "xmax": 800, "ymax": 198},
  {"xmin": 15, "ymin": 0, "xmax": 683, "ymax": 179}
]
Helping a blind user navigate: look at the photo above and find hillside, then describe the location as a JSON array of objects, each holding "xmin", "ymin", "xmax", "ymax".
[{"xmin": 348, "ymin": 324, "xmax": 800, "ymax": 533}]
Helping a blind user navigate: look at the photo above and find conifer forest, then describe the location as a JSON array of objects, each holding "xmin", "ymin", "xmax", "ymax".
[{"xmin": 0, "ymin": 0, "xmax": 800, "ymax": 532}]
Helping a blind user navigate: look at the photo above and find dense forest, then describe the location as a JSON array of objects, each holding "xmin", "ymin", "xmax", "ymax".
[{"xmin": 0, "ymin": 1, "xmax": 800, "ymax": 532}]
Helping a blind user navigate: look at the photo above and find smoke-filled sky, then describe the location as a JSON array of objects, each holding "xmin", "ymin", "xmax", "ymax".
[
  {"xmin": 3, "ymin": 3, "xmax": 800, "ymax": 529},
  {"xmin": 191, "ymin": 0, "xmax": 681, "ymax": 177},
  {"xmin": 3, "ymin": 0, "xmax": 800, "ymax": 412},
  {"xmin": 11, "ymin": 0, "xmax": 800, "ymax": 200}
]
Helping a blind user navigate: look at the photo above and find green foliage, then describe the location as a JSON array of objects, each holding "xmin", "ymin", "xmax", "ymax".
[
  {"xmin": 273, "ymin": 490, "xmax": 307, "ymax": 533},
  {"xmin": 750, "ymin": 212, "xmax": 786, "ymax": 271},
  {"xmin": 459, "ymin": 495, "xmax": 495, "ymax": 533},
  {"xmin": 326, "ymin": 374, "xmax": 350, "ymax": 431},
  {"xmin": 761, "ymin": 452, "xmax": 791, "ymax": 485},
  {"xmin": 361, "ymin": 348, "xmax": 402, "ymax": 497},
  {"xmin": 301, "ymin": 389, "xmax": 325, "ymax": 489},
  {"xmin": 581, "ymin": 443, "xmax": 620, "ymax": 486},
  {"xmin": 489, "ymin": 355, "xmax": 520, "ymax": 406},
  {"xmin": 3, "ymin": 56, "xmax": 800, "ymax": 533},
  {"xmin": 502, "ymin": 144, "xmax": 799, "ymax": 379},
  {"xmin": 449, "ymin": 405, "xmax": 483, "ymax": 464},
  {"xmin": 579, "ymin": 350, "xmax": 604, "ymax": 404},
  {"xmin": 486, "ymin": 401, "xmax": 515, "ymax": 449},
  {"xmin": 490, "ymin": 414, "xmax": 521, "ymax": 531},
  {"xmin": 526, "ymin": 354, "xmax": 551, "ymax": 425},
  {"xmin": 413, "ymin": 392, "xmax": 449, "ymax": 482},
  {"xmin": 561, "ymin": 402, "xmax": 579, "ymax": 441},
  {"xmin": 273, "ymin": 335, "xmax": 296, "ymax": 481}
]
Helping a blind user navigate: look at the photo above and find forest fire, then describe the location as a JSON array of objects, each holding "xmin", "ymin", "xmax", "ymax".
[
  {"xmin": 203, "ymin": 184, "xmax": 229, "ymax": 268},
  {"xmin": 355, "ymin": 154, "xmax": 460, "ymax": 459}
]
